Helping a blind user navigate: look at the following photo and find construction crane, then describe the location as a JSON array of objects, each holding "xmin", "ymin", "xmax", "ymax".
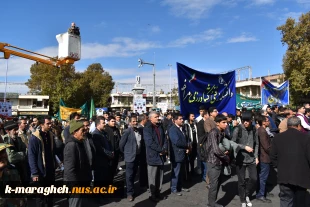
[{"xmin": 0, "ymin": 31, "xmax": 81, "ymax": 67}]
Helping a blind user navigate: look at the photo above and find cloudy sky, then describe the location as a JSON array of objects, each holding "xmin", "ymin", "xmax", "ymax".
[{"xmin": 0, "ymin": 0, "xmax": 308, "ymax": 94}]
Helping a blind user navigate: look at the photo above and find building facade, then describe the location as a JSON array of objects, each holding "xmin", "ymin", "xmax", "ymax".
[
  {"xmin": 2, "ymin": 93, "xmax": 50, "ymax": 116},
  {"xmin": 236, "ymin": 73, "xmax": 285, "ymax": 98},
  {"xmin": 110, "ymin": 92, "xmax": 174, "ymax": 113}
]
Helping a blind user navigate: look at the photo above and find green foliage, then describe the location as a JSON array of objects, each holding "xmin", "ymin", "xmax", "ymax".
[
  {"xmin": 77, "ymin": 63, "xmax": 115, "ymax": 107},
  {"xmin": 277, "ymin": 12, "xmax": 310, "ymax": 104},
  {"xmin": 26, "ymin": 63, "xmax": 114, "ymax": 114}
]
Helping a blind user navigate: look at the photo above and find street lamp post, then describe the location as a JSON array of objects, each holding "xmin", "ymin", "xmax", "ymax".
[
  {"xmin": 138, "ymin": 58, "xmax": 156, "ymax": 109},
  {"xmin": 168, "ymin": 64, "xmax": 172, "ymax": 110}
]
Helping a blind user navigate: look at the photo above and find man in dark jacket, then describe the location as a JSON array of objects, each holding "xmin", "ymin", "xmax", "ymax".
[
  {"xmin": 232, "ymin": 112, "xmax": 258, "ymax": 207},
  {"xmin": 105, "ymin": 116, "xmax": 121, "ymax": 180},
  {"xmin": 0, "ymin": 143, "xmax": 27, "ymax": 206},
  {"xmin": 137, "ymin": 114, "xmax": 148, "ymax": 189},
  {"xmin": 119, "ymin": 116, "xmax": 145, "ymax": 201},
  {"xmin": 68, "ymin": 22, "xmax": 80, "ymax": 36},
  {"xmin": 64, "ymin": 120, "xmax": 92, "ymax": 207},
  {"xmin": 28, "ymin": 115, "xmax": 55, "ymax": 207},
  {"xmin": 184, "ymin": 113, "xmax": 198, "ymax": 178},
  {"xmin": 3, "ymin": 120, "xmax": 28, "ymax": 185},
  {"xmin": 162, "ymin": 112, "xmax": 172, "ymax": 132},
  {"xmin": 197, "ymin": 111, "xmax": 209, "ymax": 179},
  {"xmin": 271, "ymin": 116, "xmax": 310, "ymax": 207},
  {"xmin": 169, "ymin": 114, "xmax": 190, "ymax": 196},
  {"xmin": 256, "ymin": 114, "xmax": 272, "ymax": 203},
  {"xmin": 92, "ymin": 116, "xmax": 114, "ymax": 186},
  {"xmin": 206, "ymin": 114, "xmax": 230, "ymax": 207},
  {"xmin": 82, "ymin": 119, "xmax": 95, "ymax": 170},
  {"xmin": 143, "ymin": 111, "xmax": 168, "ymax": 202}
]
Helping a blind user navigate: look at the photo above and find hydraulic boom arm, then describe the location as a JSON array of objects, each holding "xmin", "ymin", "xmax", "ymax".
[{"xmin": 0, "ymin": 42, "xmax": 75, "ymax": 66}]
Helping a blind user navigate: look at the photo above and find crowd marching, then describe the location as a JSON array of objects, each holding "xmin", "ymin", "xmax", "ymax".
[{"xmin": 0, "ymin": 104, "xmax": 310, "ymax": 207}]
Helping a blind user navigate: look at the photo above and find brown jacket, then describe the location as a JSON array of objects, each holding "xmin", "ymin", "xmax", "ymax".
[
  {"xmin": 257, "ymin": 126, "xmax": 271, "ymax": 163},
  {"xmin": 204, "ymin": 117, "xmax": 216, "ymax": 133}
]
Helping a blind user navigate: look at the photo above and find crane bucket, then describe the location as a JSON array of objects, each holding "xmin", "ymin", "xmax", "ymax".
[{"xmin": 56, "ymin": 32, "xmax": 81, "ymax": 61}]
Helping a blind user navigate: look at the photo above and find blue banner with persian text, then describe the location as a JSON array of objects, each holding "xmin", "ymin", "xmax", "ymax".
[
  {"xmin": 261, "ymin": 77, "xmax": 289, "ymax": 106},
  {"xmin": 177, "ymin": 62, "xmax": 236, "ymax": 117}
]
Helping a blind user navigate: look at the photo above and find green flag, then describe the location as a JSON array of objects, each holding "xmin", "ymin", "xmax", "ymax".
[
  {"xmin": 80, "ymin": 102, "xmax": 88, "ymax": 118},
  {"xmin": 59, "ymin": 98, "xmax": 66, "ymax": 107},
  {"xmin": 89, "ymin": 97, "xmax": 96, "ymax": 119}
]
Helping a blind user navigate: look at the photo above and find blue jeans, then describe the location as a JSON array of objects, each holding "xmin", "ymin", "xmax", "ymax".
[
  {"xmin": 202, "ymin": 162, "xmax": 207, "ymax": 182},
  {"xmin": 257, "ymin": 162, "xmax": 270, "ymax": 198},
  {"xmin": 171, "ymin": 162, "xmax": 184, "ymax": 193}
]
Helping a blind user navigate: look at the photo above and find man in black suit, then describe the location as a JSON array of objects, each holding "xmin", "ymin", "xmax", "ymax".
[
  {"xmin": 168, "ymin": 113, "xmax": 190, "ymax": 196},
  {"xmin": 271, "ymin": 116, "xmax": 310, "ymax": 207}
]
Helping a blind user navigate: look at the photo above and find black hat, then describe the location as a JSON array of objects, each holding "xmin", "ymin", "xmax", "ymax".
[
  {"xmin": 4, "ymin": 120, "xmax": 18, "ymax": 130},
  {"xmin": 241, "ymin": 111, "xmax": 252, "ymax": 121}
]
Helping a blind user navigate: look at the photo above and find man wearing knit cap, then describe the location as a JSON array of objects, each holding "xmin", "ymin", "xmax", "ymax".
[
  {"xmin": 2, "ymin": 120, "xmax": 28, "ymax": 184},
  {"xmin": 63, "ymin": 112, "xmax": 81, "ymax": 143},
  {"xmin": 64, "ymin": 120, "xmax": 92, "ymax": 207}
]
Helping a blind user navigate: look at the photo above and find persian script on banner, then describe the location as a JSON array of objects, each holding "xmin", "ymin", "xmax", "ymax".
[
  {"xmin": 261, "ymin": 77, "xmax": 289, "ymax": 106},
  {"xmin": 177, "ymin": 63, "xmax": 236, "ymax": 117}
]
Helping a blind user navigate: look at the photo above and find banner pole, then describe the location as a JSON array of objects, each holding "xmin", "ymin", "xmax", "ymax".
[
  {"xmin": 260, "ymin": 77, "xmax": 263, "ymax": 105},
  {"xmin": 288, "ymin": 80, "xmax": 290, "ymax": 105}
]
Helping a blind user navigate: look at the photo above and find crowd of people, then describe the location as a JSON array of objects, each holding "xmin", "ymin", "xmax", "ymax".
[{"xmin": 0, "ymin": 104, "xmax": 310, "ymax": 207}]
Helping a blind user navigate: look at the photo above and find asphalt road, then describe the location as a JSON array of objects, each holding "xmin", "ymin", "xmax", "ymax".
[{"xmin": 30, "ymin": 161, "xmax": 310, "ymax": 207}]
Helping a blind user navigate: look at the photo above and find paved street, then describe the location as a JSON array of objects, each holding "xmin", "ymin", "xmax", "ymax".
[
  {"xmin": 29, "ymin": 161, "xmax": 310, "ymax": 207},
  {"xmin": 91, "ymin": 162, "xmax": 282, "ymax": 207}
]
